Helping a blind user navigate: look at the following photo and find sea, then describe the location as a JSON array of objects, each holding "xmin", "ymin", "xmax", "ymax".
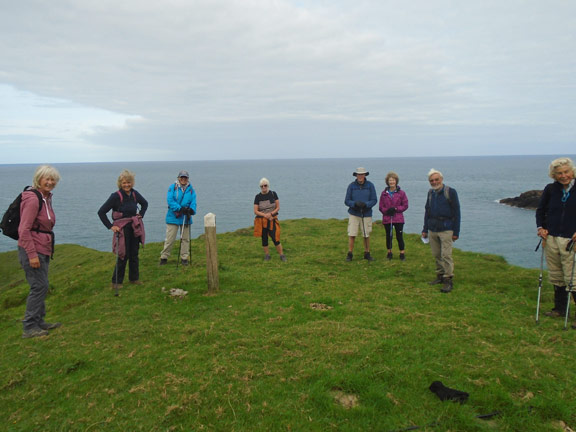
[{"xmin": 0, "ymin": 155, "xmax": 568, "ymax": 269}]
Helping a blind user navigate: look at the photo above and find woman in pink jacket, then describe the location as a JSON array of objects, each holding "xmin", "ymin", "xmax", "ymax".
[
  {"xmin": 18, "ymin": 165, "xmax": 61, "ymax": 338},
  {"xmin": 379, "ymin": 171, "xmax": 409, "ymax": 260}
]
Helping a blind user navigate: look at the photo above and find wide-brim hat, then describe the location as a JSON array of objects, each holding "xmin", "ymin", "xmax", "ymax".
[
  {"xmin": 353, "ymin": 167, "xmax": 369, "ymax": 176},
  {"xmin": 178, "ymin": 170, "xmax": 189, "ymax": 178}
]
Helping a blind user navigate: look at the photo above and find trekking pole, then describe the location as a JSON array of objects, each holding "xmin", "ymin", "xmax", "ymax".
[
  {"xmin": 176, "ymin": 211, "xmax": 187, "ymax": 269},
  {"xmin": 563, "ymin": 240, "xmax": 576, "ymax": 330},
  {"xmin": 114, "ymin": 231, "xmax": 120, "ymax": 297},
  {"xmin": 535, "ymin": 238, "xmax": 544, "ymax": 324},
  {"xmin": 188, "ymin": 220, "xmax": 192, "ymax": 262},
  {"xmin": 360, "ymin": 208, "xmax": 367, "ymax": 239}
]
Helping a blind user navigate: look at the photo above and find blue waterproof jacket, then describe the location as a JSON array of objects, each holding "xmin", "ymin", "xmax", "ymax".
[
  {"xmin": 345, "ymin": 180, "xmax": 378, "ymax": 217},
  {"xmin": 165, "ymin": 182, "xmax": 197, "ymax": 225},
  {"xmin": 423, "ymin": 185, "xmax": 460, "ymax": 236}
]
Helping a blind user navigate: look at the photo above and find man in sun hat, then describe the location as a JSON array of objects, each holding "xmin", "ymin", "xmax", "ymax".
[
  {"xmin": 159, "ymin": 170, "xmax": 197, "ymax": 266},
  {"xmin": 422, "ymin": 169, "xmax": 461, "ymax": 293},
  {"xmin": 344, "ymin": 167, "xmax": 378, "ymax": 261}
]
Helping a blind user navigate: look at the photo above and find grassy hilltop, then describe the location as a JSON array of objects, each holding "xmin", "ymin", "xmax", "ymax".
[{"xmin": 0, "ymin": 218, "xmax": 574, "ymax": 432}]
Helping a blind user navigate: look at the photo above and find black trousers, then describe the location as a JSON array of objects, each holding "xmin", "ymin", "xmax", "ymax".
[
  {"xmin": 384, "ymin": 222, "xmax": 405, "ymax": 250},
  {"xmin": 112, "ymin": 225, "xmax": 140, "ymax": 284}
]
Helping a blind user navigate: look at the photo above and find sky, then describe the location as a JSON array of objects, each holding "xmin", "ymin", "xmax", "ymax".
[{"xmin": 1, "ymin": 0, "xmax": 575, "ymax": 164}]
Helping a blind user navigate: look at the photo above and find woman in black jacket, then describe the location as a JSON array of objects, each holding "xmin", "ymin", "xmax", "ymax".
[
  {"xmin": 98, "ymin": 170, "xmax": 148, "ymax": 291},
  {"xmin": 536, "ymin": 157, "xmax": 576, "ymax": 326}
]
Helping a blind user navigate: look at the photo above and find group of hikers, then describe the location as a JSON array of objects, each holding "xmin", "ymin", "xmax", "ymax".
[
  {"xmin": 11, "ymin": 156, "xmax": 576, "ymax": 338},
  {"xmin": 343, "ymin": 166, "xmax": 460, "ymax": 294}
]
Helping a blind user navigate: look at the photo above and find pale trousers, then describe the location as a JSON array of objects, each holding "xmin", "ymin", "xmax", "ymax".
[
  {"xmin": 545, "ymin": 235, "xmax": 575, "ymax": 288},
  {"xmin": 160, "ymin": 223, "xmax": 190, "ymax": 260},
  {"xmin": 348, "ymin": 215, "xmax": 373, "ymax": 238},
  {"xmin": 429, "ymin": 230, "xmax": 454, "ymax": 278}
]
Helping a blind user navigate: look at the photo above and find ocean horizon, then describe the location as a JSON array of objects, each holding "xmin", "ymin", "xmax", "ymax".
[{"xmin": 1, "ymin": 155, "xmax": 572, "ymax": 269}]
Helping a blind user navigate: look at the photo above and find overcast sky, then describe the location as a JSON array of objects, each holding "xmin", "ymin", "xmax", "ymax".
[{"xmin": 1, "ymin": 0, "xmax": 575, "ymax": 164}]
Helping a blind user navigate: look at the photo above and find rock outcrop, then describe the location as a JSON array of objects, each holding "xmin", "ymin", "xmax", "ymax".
[{"xmin": 499, "ymin": 190, "xmax": 542, "ymax": 210}]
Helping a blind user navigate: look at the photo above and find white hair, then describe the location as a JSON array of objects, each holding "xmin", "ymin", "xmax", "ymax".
[
  {"xmin": 259, "ymin": 177, "xmax": 270, "ymax": 187},
  {"xmin": 427, "ymin": 168, "xmax": 443, "ymax": 179}
]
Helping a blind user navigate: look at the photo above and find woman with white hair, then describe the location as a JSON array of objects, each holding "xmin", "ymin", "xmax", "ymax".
[
  {"xmin": 18, "ymin": 165, "xmax": 61, "ymax": 338},
  {"xmin": 536, "ymin": 157, "xmax": 576, "ymax": 327},
  {"xmin": 253, "ymin": 178, "xmax": 286, "ymax": 261}
]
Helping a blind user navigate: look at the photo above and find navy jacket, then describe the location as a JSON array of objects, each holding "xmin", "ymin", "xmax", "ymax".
[
  {"xmin": 345, "ymin": 180, "xmax": 377, "ymax": 217},
  {"xmin": 536, "ymin": 181, "xmax": 576, "ymax": 238},
  {"xmin": 423, "ymin": 186, "xmax": 460, "ymax": 236}
]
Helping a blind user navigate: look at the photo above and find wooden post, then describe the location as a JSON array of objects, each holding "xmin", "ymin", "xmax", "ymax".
[{"xmin": 204, "ymin": 213, "xmax": 219, "ymax": 294}]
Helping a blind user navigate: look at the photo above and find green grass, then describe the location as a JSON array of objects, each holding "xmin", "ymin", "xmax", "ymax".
[{"xmin": 1, "ymin": 218, "xmax": 574, "ymax": 431}]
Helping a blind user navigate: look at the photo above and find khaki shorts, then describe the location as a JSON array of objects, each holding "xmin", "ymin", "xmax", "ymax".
[{"xmin": 348, "ymin": 215, "xmax": 372, "ymax": 237}]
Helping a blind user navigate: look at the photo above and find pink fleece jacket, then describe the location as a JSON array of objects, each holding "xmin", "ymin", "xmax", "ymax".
[{"xmin": 17, "ymin": 190, "xmax": 55, "ymax": 259}]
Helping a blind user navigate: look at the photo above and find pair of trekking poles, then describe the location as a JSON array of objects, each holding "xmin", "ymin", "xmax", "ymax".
[{"xmin": 535, "ymin": 238, "xmax": 576, "ymax": 330}]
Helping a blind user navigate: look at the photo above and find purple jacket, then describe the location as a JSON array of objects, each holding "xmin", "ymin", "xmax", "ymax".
[{"xmin": 379, "ymin": 187, "xmax": 409, "ymax": 224}]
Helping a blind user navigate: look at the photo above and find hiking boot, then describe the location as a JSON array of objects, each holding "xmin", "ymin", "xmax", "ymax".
[
  {"xmin": 346, "ymin": 252, "xmax": 353, "ymax": 262},
  {"xmin": 181, "ymin": 259, "xmax": 189, "ymax": 266},
  {"xmin": 544, "ymin": 309, "xmax": 564, "ymax": 318},
  {"xmin": 130, "ymin": 280, "xmax": 143, "ymax": 285},
  {"xmin": 428, "ymin": 275, "xmax": 444, "ymax": 285},
  {"xmin": 39, "ymin": 322, "xmax": 62, "ymax": 330},
  {"xmin": 22, "ymin": 328, "xmax": 49, "ymax": 338},
  {"xmin": 364, "ymin": 252, "xmax": 374, "ymax": 261},
  {"xmin": 280, "ymin": 254, "xmax": 287, "ymax": 262},
  {"xmin": 264, "ymin": 254, "xmax": 271, "ymax": 261},
  {"xmin": 159, "ymin": 258, "xmax": 168, "ymax": 265},
  {"xmin": 440, "ymin": 277, "xmax": 453, "ymax": 293},
  {"xmin": 399, "ymin": 253, "xmax": 406, "ymax": 261},
  {"xmin": 387, "ymin": 251, "xmax": 393, "ymax": 260},
  {"xmin": 111, "ymin": 283, "xmax": 123, "ymax": 290}
]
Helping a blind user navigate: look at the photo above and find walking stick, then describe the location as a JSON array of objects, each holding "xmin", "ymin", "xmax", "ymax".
[
  {"xmin": 563, "ymin": 240, "xmax": 576, "ymax": 330},
  {"xmin": 535, "ymin": 238, "xmax": 544, "ymax": 324},
  {"xmin": 176, "ymin": 212, "xmax": 187, "ymax": 269},
  {"xmin": 114, "ymin": 231, "xmax": 120, "ymax": 297},
  {"xmin": 389, "ymin": 220, "xmax": 394, "ymax": 252}
]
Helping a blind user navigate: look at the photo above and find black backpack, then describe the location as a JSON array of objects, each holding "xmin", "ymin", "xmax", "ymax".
[{"xmin": 0, "ymin": 187, "xmax": 43, "ymax": 240}]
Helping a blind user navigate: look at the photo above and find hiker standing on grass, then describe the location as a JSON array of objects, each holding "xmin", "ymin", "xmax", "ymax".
[
  {"xmin": 422, "ymin": 169, "xmax": 460, "ymax": 293},
  {"xmin": 345, "ymin": 167, "xmax": 377, "ymax": 261},
  {"xmin": 159, "ymin": 170, "xmax": 197, "ymax": 266},
  {"xmin": 536, "ymin": 157, "xmax": 576, "ymax": 328},
  {"xmin": 19, "ymin": 165, "xmax": 62, "ymax": 338},
  {"xmin": 253, "ymin": 178, "xmax": 286, "ymax": 262},
  {"xmin": 98, "ymin": 170, "xmax": 148, "ymax": 291},
  {"xmin": 379, "ymin": 171, "xmax": 409, "ymax": 261}
]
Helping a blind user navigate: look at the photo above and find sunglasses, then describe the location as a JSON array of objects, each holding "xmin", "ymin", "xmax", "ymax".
[{"xmin": 260, "ymin": 185, "xmax": 269, "ymax": 188}]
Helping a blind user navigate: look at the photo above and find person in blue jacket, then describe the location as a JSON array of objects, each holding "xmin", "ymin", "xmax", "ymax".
[
  {"xmin": 422, "ymin": 168, "xmax": 461, "ymax": 293},
  {"xmin": 345, "ymin": 167, "xmax": 378, "ymax": 261},
  {"xmin": 159, "ymin": 170, "xmax": 197, "ymax": 266}
]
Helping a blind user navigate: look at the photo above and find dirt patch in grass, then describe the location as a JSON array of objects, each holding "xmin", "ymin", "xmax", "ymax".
[{"xmin": 330, "ymin": 389, "xmax": 359, "ymax": 409}]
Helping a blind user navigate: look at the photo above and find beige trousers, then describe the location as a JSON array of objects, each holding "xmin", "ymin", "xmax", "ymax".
[
  {"xmin": 545, "ymin": 235, "xmax": 575, "ymax": 287},
  {"xmin": 160, "ymin": 224, "xmax": 190, "ymax": 260},
  {"xmin": 429, "ymin": 230, "xmax": 454, "ymax": 278}
]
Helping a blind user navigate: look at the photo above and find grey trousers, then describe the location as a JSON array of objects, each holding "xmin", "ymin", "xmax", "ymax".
[{"xmin": 19, "ymin": 247, "xmax": 50, "ymax": 331}]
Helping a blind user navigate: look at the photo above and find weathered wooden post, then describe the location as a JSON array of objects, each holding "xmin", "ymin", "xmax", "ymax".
[{"xmin": 204, "ymin": 213, "xmax": 219, "ymax": 294}]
